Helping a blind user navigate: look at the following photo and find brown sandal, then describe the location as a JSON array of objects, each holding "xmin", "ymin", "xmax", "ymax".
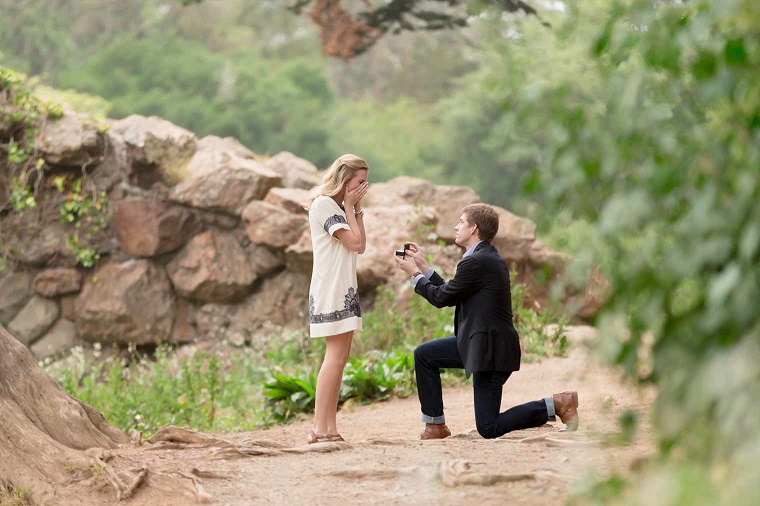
[
  {"xmin": 307, "ymin": 430, "xmax": 332, "ymax": 444},
  {"xmin": 327, "ymin": 434, "xmax": 345, "ymax": 442}
]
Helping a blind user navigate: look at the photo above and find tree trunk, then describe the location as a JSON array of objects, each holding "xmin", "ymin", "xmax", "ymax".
[{"xmin": 0, "ymin": 324, "xmax": 130, "ymax": 503}]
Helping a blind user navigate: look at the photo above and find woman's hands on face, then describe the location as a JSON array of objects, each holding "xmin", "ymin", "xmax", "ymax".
[{"xmin": 344, "ymin": 182, "xmax": 369, "ymax": 210}]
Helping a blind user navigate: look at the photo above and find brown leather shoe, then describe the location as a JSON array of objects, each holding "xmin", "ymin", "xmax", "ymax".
[
  {"xmin": 553, "ymin": 391, "xmax": 579, "ymax": 431},
  {"xmin": 419, "ymin": 423, "xmax": 451, "ymax": 440}
]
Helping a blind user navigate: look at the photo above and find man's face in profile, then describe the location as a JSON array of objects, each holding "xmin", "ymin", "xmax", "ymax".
[{"xmin": 454, "ymin": 213, "xmax": 476, "ymax": 247}]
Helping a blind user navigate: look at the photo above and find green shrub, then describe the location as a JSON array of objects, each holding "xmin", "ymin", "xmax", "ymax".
[
  {"xmin": 341, "ymin": 350, "xmax": 415, "ymax": 403},
  {"xmin": 50, "ymin": 345, "xmax": 268, "ymax": 433},
  {"xmin": 511, "ymin": 272, "xmax": 569, "ymax": 361},
  {"xmin": 263, "ymin": 372, "xmax": 317, "ymax": 422},
  {"xmin": 354, "ymin": 285, "xmax": 454, "ymax": 355}
]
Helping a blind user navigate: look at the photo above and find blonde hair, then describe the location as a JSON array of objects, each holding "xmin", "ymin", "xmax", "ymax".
[{"xmin": 304, "ymin": 154, "xmax": 370, "ymax": 211}]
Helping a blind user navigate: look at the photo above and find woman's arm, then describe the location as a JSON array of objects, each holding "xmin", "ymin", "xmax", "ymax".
[
  {"xmin": 356, "ymin": 209, "xmax": 366, "ymax": 254},
  {"xmin": 335, "ymin": 212, "xmax": 363, "ymax": 252}
]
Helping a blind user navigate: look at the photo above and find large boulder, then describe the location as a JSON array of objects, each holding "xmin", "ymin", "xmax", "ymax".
[
  {"xmin": 169, "ymin": 164, "xmax": 281, "ymax": 217},
  {"xmin": 262, "ymin": 151, "xmax": 321, "ymax": 190},
  {"xmin": 37, "ymin": 109, "xmax": 103, "ymax": 167},
  {"xmin": 75, "ymin": 259, "xmax": 176, "ymax": 345},
  {"xmin": 32, "ymin": 268, "xmax": 83, "ymax": 297},
  {"xmin": 30, "ymin": 319, "xmax": 79, "ymax": 359},
  {"xmin": 2, "ymin": 202, "xmax": 71, "ymax": 267},
  {"xmin": 490, "ymin": 206, "xmax": 540, "ymax": 264},
  {"xmin": 185, "ymin": 135, "xmax": 257, "ymax": 178},
  {"xmin": 357, "ymin": 204, "xmax": 440, "ymax": 289},
  {"xmin": 193, "ymin": 270, "xmax": 310, "ymax": 343},
  {"xmin": 170, "ymin": 299, "xmax": 196, "ymax": 344},
  {"xmin": 241, "ymin": 201, "xmax": 307, "ymax": 249},
  {"xmin": 229, "ymin": 270, "xmax": 311, "ymax": 338},
  {"xmin": 0, "ymin": 272, "xmax": 33, "ymax": 325},
  {"xmin": 112, "ymin": 198, "xmax": 199, "ymax": 257},
  {"xmin": 241, "ymin": 243, "xmax": 286, "ymax": 278},
  {"xmin": 363, "ymin": 177, "xmax": 480, "ymax": 243},
  {"xmin": 166, "ymin": 230, "xmax": 257, "ymax": 303},
  {"xmin": 2, "ymin": 188, "xmax": 117, "ymax": 268},
  {"xmin": 192, "ymin": 303, "xmax": 235, "ymax": 343},
  {"xmin": 8, "ymin": 296, "xmax": 60, "ymax": 346},
  {"xmin": 264, "ymin": 187, "xmax": 310, "ymax": 215},
  {"xmin": 107, "ymin": 115, "xmax": 197, "ymax": 188},
  {"xmin": 283, "ymin": 204, "xmax": 439, "ymax": 290},
  {"xmin": 284, "ymin": 228, "xmax": 313, "ymax": 273}
]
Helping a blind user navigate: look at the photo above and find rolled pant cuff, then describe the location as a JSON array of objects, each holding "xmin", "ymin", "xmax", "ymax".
[
  {"xmin": 544, "ymin": 396, "xmax": 556, "ymax": 421},
  {"xmin": 421, "ymin": 413, "xmax": 446, "ymax": 424}
]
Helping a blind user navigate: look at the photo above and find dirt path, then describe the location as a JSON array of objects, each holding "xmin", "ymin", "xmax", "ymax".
[{"xmin": 54, "ymin": 328, "xmax": 656, "ymax": 505}]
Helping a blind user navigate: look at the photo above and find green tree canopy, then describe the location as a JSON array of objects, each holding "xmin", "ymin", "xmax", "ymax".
[{"xmin": 59, "ymin": 34, "xmax": 335, "ymax": 166}]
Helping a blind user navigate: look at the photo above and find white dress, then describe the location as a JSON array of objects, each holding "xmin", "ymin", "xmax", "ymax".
[{"xmin": 308, "ymin": 195, "xmax": 363, "ymax": 338}]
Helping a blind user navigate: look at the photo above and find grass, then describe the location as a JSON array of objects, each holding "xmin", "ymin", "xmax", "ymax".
[
  {"xmin": 0, "ymin": 484, "xmax": 32, "ymax": 506},
  {"xmin": 48, "ymin": 344, "xmax": 269, "ymax": 434}
]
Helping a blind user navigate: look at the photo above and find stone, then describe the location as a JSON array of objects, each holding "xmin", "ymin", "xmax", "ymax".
[
  {"xmin": 241, "ymin": 201, "xmax": 308, "ymax": 250},
  {"xmin": 357, "ymin": 204, "xmax": 439, "ymax": 289},
  {"xmin": 170, "ymin": 299, "xmax": 196, "ymax": 344},
  {"xmin": 30, "ymin": 319, "xmax": 79, "ymax": 359},
  {"xmin": 32, "ymin": 268, "xmax": 83, "ymax": 297},
  {"xmin": 229, "ymin": 270, "xmax": 312, "ymax": 337},
  {"xmin": 363, "ymin": 176, "xmax": 480, "ymax": 243},
  {"xmin": 241, "ymin": 241, "xmax": 286, "ymax": 277},
  {"xmin": 0, "ymin": 272, "xmax": 33, "ymax": 325},
  {"xmin": 264, "ymin": 187, "xmax": 310, "ymax": 215},
  {"xmin": 491, "ymin": 206, "xmax": 539, "ymax": 264},
  {"xmin": 3, "ymin": 205, "xmax": 70, "ymax": 267},
  {"xmin": 37, "ymin": 108, "xmax": 103, "ymax": 167},
  {"xmin": 284, "ymin": 228, "xmax": 314, "ymax": 274},
  {"xmin": 75, "ymin": 259, "xmax": 176, "ymax": 345},
  {"xmin": 166, "ymin": 230, "xmax": 257, "ymax": 303},
  {"xmin": 193, "ymin": 303, "xmax": 234, "ymax": 342},
  {"xmin": 185, "ymin": 135, "xmax": 257, "ymax": 178},
  {"xmin": 112, "ymin": 198, "xmax": 199, "ymax": 256},
  {"xmin": 262, "ymin": 151, "xmax": 321, "ymax": 190},
  {"xmin": 169, "ymin": 164, "xmax": 281, "ymax": 217},
  {"xmin": 283, "ymin": 203, "xmax": 439, "ymax": 290},
  {"xmin": 107, "ymin": 115, "xmax": 197, "ymax": 188},
  {"xmin": 59, "ymin": 294, "xmax": 77, "ymax": 321},
  {"xmin": 8, "ymin": 296, "xmax": 60, "ymax": 346}
]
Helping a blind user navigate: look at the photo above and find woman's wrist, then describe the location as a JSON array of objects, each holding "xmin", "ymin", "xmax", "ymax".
[{"xmin": 354, "ymin": 208, "xmax": 364, "ymax": 218}]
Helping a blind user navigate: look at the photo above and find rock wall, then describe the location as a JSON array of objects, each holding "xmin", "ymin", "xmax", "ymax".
[{"xmin": 0, "ymin": 110, "xmax": 601, "ymax": 359}]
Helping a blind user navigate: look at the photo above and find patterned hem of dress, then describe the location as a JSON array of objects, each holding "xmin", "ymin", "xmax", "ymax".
[
  {"xmin": 308, "ymin": 287, "xmax": 361, "ymax": 324},
  {"xmin": 310, "ymin": 316, "xmax": 362, "ymax": 338}
]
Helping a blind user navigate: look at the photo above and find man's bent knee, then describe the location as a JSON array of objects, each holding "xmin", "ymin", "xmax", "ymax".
[
  {"xmin": 476, "ymin": 421, "xmax": 499, "ymax": 439},
  {"xmin": 413, "ymin": 344, "xmax": 427, "ymax": 366}
]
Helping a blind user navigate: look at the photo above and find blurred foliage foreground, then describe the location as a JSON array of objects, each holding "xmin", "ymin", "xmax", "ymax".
[{"xmin": 509, "ymin": 0, "xmax": 759, "ymax": 504}]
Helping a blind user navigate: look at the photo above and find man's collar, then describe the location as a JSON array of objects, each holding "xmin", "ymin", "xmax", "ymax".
[{"xmin": 462, "ymin": 240, "xmax": 484, "ymax": 259}]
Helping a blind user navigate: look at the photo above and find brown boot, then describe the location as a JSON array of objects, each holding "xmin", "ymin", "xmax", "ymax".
[
  {"xmin": 553, "ymin": 391, "xmax": 579, "ymax": 431},
  {"xmin": 418, "ymin": 423, "xmax": 451, "ymax": 440}
]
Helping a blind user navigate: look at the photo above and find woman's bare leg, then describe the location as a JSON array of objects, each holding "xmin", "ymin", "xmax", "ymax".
[
  {"xmin": 313, "ymin": 331, "xmax": 353, "ymax": 436},
  {"xmin": 327, "ymin": 333, "xmax": 353, "ymax": 433}
]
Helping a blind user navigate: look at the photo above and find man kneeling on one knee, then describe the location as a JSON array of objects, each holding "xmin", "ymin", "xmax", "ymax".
[{"xmin": 393, "ymin": 204, "xmax": 579, "ymax": 440}]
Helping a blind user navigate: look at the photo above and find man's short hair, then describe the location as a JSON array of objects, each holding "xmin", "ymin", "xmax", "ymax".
[{"xmin": 462, "ymin": 204, "xmax": 499, "ymax": 243}]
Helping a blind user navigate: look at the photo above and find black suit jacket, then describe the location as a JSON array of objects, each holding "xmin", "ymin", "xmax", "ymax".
[{"xmin": 414, "ymin": 241, "xmax": 521, "ymax": 377}]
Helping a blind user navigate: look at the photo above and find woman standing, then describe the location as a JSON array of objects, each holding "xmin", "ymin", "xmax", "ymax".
[{"xmin": 305, "ymin": 154, "xmax": 369, "ymax": 444}]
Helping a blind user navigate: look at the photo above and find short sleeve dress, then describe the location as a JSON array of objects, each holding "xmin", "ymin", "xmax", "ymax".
[{"xmin": 308, "ymin": 195, "xmax": 363, "ymax": 338}]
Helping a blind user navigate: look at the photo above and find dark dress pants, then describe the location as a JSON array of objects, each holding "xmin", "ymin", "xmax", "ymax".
[{"xmin": 414, "ymin": 336, "xmax": 550, "ymax": 439}]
